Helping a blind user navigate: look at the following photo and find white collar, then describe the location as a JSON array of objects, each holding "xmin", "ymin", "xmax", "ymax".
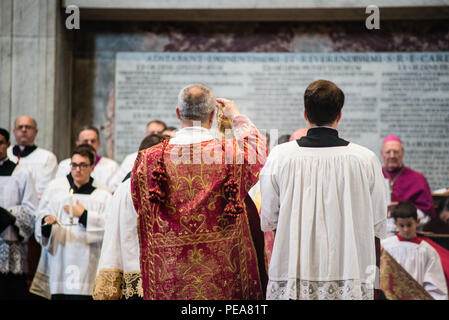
[
  {"xmin": 169, "ymin": 126, "xmax": 215, "ymax": 145},
  {"xmin": 0, "ymin": 157, "xmax": 8, "ymax": 166}
]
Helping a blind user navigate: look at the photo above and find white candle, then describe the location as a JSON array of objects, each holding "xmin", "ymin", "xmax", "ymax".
[{"xmin": 69, "ymin": 189, "xmax": 74, "ymax": 220}]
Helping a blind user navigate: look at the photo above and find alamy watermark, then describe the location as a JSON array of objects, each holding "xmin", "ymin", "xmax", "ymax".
[
  {"xmin": 65, "ymin": 5, "xmax": 80, "ymax": 30},
  {"xmin": 65, "ymin": 264, "xmax": 81, "ymax": 290},
  {"xmin": 365, "ymin": 5, "xmax": 380, "ymax": 30},
  {"xmin": 65, "ymin": 5, "xmax": 380, "ymax": 31},
  {"xmin": 167, "ymin": 122, "xmax": 273, "ymax": 166}
]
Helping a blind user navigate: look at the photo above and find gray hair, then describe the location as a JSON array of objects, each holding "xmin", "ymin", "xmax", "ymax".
[{"xmin": 177, "ymin": 84, "xmax": 216, "ymax": 122}]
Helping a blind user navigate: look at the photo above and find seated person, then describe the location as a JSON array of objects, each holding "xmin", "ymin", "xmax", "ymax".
[
  {"xmin": 423, "ymin": 196, "xmax": 449, "ymax": 234},
  {"xmin": 381, "ymin": 135, "xmax": 435, "ymax": 229},
  {"xmin": 382, "ymin": 202, "xmax": 448, "ymax": 299}
]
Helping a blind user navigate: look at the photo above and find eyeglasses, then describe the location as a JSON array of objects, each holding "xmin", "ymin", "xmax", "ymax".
[
  {"xmin": 70, "ymin": 162, "xmax": 91, "ymax": 170},
  {"xmin": 80, "ymin": 139, "xmax": 98, "ymax": 144},
  {"xmin": 15, "ymin": 125, "xmax": 36, "ymax": 131}
]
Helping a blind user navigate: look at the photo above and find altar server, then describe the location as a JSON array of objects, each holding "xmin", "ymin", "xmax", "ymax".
[
  {"xmin": 93, "ymin": 134, "xmax": 164, "ymax": 300},
  {"xmin": 260, "ymin": 80, "xmax": 388, "ymax": 300},
  {"xmin": 382, "ymin": 202, "xmax": 448, "ymax": 300},
  {"xmin": 30, "ymin": 144, "xmax": 112, "ymax": 300},
  {"xmin": 56, "ymin": 126, "xmax": 119, "ymax": 192},
  {"xmin": 7, "ymin": 116, "xmax": 58, "ymax": 199},
  {"xmin": 0, "ymin": 128, "xmax": 39, "ymax": 299}
]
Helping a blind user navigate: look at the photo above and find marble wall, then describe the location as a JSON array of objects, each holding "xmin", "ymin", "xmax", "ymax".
[
  {"xmin": 71, "ymin": 20, "xmax": 449, "ymax": 161},
  {"xmin": 0, "ymin": 0, "xmax": 72, "ymax": 160}
]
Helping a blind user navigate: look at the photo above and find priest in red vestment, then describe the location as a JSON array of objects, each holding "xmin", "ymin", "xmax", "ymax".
[
  {"xmin": 131, "ymin": 84, "xmax": 267, "ymax": 300},
  {"xmin": 381, "ymin": 135, "xmax": 436, "ymax": 223}
]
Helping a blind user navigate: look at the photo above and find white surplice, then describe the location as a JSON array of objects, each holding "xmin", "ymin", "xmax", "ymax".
[
  {"xmin": 30, "ymin": 176, "xmax": 112, "ymax": 298},
  {"xmin": 0, "ymin": 163, "xmax": 38, "ymax": 274},
  {"xmin": 108, "ymin": 152, "xmax": 138, "ymax": 193},
  {"xmin": 260, "ymin": 141, "xmax": 388, "ymax": 300},
  {"xmin": 7, "ymin": 146, "xmax": 58, "ymax": 199},
  {"xmin": 381, "ymin": 236, "xmax": 448, "ymax": 300},
  {"xmin": 93, "ymin": 178, "xmax": 142, "ymax": 299},
  {"xmin": 56, "ymin": 157, "xmax": 119, "ymax": 192}
]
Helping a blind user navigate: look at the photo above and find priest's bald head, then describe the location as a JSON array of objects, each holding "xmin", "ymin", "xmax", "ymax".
[
  {"xmin": 176, "ymin": 84, "xmax": 216, "ymax": 129},
  {"xmin": 381, "ymin": 135, "xmax": 404, "ymax": 172},
  {"xmin": 13, "ymin": 115, "xmax": 38, "ymax": 147},
  {"xmin": 303, "ymin": 80, "xmax": 344, "ymax": 128}
]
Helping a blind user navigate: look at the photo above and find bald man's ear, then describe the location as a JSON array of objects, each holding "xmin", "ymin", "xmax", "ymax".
[{"xmin": 176, "ymin": 107, "xmax": 181, "ymax": 120}]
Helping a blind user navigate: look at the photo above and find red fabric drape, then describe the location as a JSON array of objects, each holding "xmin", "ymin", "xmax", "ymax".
[{"xmin": 422, "ymin": 236, "xmax": 449, "ymax": 293}]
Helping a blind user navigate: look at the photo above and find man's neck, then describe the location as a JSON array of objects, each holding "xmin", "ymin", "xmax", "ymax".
[
  {"xmin": 180, "ymin": 121, "xmax": 211, "ymax": 129},
  {"xmin": 67, "ymin": 173, "xmax": 95, "ymax": 194},
  {"xmin": 17, "ymin": 143, "xmax": 35, "ymax": 148},
  {"xmin": 13, "ymin": 144, "xmax": 37, "ymax": 158},
  {"xmin": 307, "ymin": 121, "xmax": 338, "ymax": 130},
  {"xmin": 74, "ymin": 179, "xmax": 90, "ymax": 189},
  {"xmin": 385, "ymin": 165, "xmax": 404, "ymax": 173}
]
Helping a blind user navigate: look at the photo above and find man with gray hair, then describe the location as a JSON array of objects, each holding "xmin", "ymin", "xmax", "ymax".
[
  {"xmin": 131, "ymin": 83, "xmax": 268, "ymax": 300},
  {"xmin": 7, "ymin": 116, "xmax": 58, "ymax": 199}
]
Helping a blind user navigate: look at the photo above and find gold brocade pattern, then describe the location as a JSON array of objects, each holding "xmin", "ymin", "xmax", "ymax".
[
  {"xmin": 93, "ymin": 269, "xmax": 143, "ymax": 300},
  {"xmin": 93, "ymin": 269, "xmax": 122, "ymax": 300},
  {"xmin": 380, "ymin": 249, "xmax": 433, "ymax": 300},
  {"xmin": 123, "ymin": 272, "xmax": 144, "ymax": 299},
  {"xmin": 132, "ymin": 140, "xmax": 264, "ymax": 300}
]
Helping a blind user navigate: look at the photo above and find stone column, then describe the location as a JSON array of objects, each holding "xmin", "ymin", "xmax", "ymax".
[{"xmin": 0, "ymin": 0, "xmax": 72, "ymax": 160}]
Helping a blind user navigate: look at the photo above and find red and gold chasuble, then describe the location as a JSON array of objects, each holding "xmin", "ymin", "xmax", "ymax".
[{"xmin": 131, "ymin": 137, "xmax": 266, "ymax": 300}]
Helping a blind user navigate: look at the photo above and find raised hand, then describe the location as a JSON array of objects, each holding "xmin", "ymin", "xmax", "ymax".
[
  {"xmin": 216, "ymin": 98, "xmax": 240, "ymax": 120},
  {"xmin": 63, "ymin": 200, "xmax": 85, "ymax": 217}
]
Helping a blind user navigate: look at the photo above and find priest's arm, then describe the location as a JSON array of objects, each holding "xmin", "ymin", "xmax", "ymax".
[
  {"xmin": 219, "ymin": 98, "xmax": 268, "ymax": 197},
  {"xmin": 414, "ymin": 175, "xmax": 436, "ymax": 223}
]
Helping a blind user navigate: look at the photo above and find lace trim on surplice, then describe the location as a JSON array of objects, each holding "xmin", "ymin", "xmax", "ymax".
[
  {"xmin": 93, "ymin": 269, "xmax": 143, "ymax": 300},
  {"xmin": 266, "ymin": 279, "xmax": 374, "ymax": 300}
]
